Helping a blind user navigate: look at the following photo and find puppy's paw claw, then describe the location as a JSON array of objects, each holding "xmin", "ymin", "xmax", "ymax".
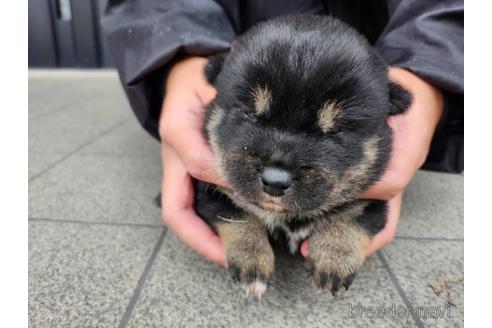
[
  {"xmin": 342, "ymin": 272, "xmax": 356, "ymax": 290},
  {"xmin": 228, "ymin": 261, "xmax": 272, "ymax": 299},
  {"xmin": 242, "ymin": 278, "xmax": 268, "ymax": 299},
  {"xmin": 306, "ymin": 258, "xmax": 358, "ymax": 296},
  {"xmin": 317, "ymin": 271, "xmax": 357, "ymax": 296},
  {"xmin": 228, "ymin": 263, "xmax": 241, "ymax": 282}
]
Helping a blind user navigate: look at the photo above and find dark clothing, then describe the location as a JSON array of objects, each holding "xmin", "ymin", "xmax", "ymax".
[{"xmin": 101, "ymin": 0, "xmax": 464, "ymax": 173}]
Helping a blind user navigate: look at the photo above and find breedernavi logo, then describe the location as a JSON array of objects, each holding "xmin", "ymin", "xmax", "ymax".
[{"xmin": 348, "ymin": 303, "xmax": 451, "ymax": 319}]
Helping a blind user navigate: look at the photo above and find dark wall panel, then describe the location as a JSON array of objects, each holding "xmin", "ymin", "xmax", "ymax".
[
  {"xmin": 28, "ymin": 0, "xmax": 57, "ymax": 67},
  {"xmin": 71, "ymin": 0, "xmax": 100, "ymax": 67},
  {"xmin": 49, "ymin": 0, "xmax": 77, "ymax": 66},
  {"xmin": 29, "ymin": 0, "xmax": 113, "ymax": 68},
  {"xmin": 94, "ymin": 0, "xmax": 112, "ymax": 67}
]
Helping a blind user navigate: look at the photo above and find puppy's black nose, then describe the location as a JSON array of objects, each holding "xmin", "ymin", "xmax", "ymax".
[{"xmin": 260, "ymin": 167, "xmax": 292, "ymax": 196}]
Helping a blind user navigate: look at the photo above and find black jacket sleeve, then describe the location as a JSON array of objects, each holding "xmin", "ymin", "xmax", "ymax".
[
  {"xmin": 102, "ymin": 0, "xmax": 463, "ymax": 173},
  {"xmin": 375, "ymin": 0, "xmax": 464, "ymax": 173},
  {"xmin": 101, "ymin": 0, "xmax": 235, "ymax": 139}
]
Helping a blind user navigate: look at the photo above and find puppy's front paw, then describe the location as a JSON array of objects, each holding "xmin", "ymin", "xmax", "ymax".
[
  {"xmin": 306, "ymin": 228, "xmax": 369, "ymax": 295},
  {"xmin": 218, "ymin": 220, "xmax": 274, "ymax": 299},
  {"xmin": 305, "ymin": 210, "xmax": 372, "ymax": 296},
  {"xmin": 227, "ymin": 245, "xmax": 274, "ymax": 299}
]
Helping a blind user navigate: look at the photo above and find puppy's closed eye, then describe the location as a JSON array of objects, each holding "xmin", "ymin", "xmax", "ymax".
[{"xmin": 241, "ymin": 108, "xmax": 257, "ymax": 121}]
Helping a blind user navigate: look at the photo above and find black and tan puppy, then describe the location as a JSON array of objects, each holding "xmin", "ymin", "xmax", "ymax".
[{"xmin": 194, "ymin": 15, "xmax": 411, "ymax": 298}]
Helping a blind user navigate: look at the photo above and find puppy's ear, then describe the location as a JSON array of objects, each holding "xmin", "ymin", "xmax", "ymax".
[
  {"xmin": 389, "ymin": 81, "xmax": 413, "ymax": 115},
  {"xmin": 204, "ymin": 53, "xmax": 227, "ymax": 85}
]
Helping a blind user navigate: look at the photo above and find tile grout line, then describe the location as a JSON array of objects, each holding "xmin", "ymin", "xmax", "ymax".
[
  {"xmin": 28, "ymin": 217, "xmax": 163, "ymax": 229},
  {"xmin": 28, "ymin": 217, "xmax": 463, "ymax": 242},
  {"xmin": 395, "ymin": 235, "xmax": 463, "ymax": 242},
  {"xmin": 59, "ymin": 153, "xmax": 160, "ymax": 159},
  {"xmin": 29, "ymin": 150, "xmax": 160, "ymax": 160},
  {"xmin": 118, "ymin": 228, "xmax": 167, "ymax": 328},
  {"xmin": 377, "ymin": 251, "xmax": 425, "ymax": 328},
  {"xmin": 28, "ymin": 117, "xmax": 131, "ymax": 182},
  {"xmin": 29, "ymin": 96, "xmax": 106, "ymax": 122}
]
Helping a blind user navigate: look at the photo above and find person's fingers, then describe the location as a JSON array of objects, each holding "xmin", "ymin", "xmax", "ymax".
[
  {"xmin": 360, "ymin": 115, "xmax": 416, "ymax": 200},
  {"xmin": 166, "ymin": 56, "xmax": 216, "ymax": 102},
  {"xmin": 161, "ymin": 97, "xmax": 230, "ymax": 188},
  {"xmin": 364, "ymin": 192, "xmax": 402, "ymax": 256},
  {"xmin": 300, "ymin": 239, "xmax": 308, "ymax": 257},
  {"xmin": 161, "ymin": 143, "xmax": 227, "ymax": 266},
  {"xmin": 194, "ymin": 70, "xmax": 217, "ymax": 104},
  {"xmin": 360, "ymin": 161, "xmax": 411, "ymax": 200},
  {"xmin": 362, "ymin": 68, "xmax": 443, "ymax": 201},
  {"xmin": 177, "ymin": 131, "xmax": 230, "ymax": 188},
  {"xmin": 160, "ymin": 56, "xmax": 228, "ymax": 188},
  {"xmin": 299, "ymin": 192, "xmax": 403, "ymax": 258}
]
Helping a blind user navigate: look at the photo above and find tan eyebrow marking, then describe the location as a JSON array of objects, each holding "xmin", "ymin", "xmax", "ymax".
[
  {"xmin": 251, "ymin": 86, "xmax": 272, "ymax": 115},
  {"xmin": 318, "ymin": 101, "xmax": 341, "ymax": 132}
]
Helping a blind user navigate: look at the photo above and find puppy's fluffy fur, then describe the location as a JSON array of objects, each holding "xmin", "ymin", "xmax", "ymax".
[{"xmin": 194, "ymin": 15, "xmax": 411, "ymax": 298}]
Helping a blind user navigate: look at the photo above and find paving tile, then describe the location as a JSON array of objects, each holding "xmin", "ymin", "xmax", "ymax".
[
  {"xmin": 28, "ymin": 71, "xmax": 122, "ymax": 120},
  {"xmin": 28, "ymin": 79, "xmax": 88, "ymax": 118},
  {"xmin": 29, "ymin": 152, "xmax": 66, "ymax": 180},
  {"xmin": 28, "ymin": 221, "xmax": 163, "ymax": 328},
  {"xmin": 80, "ymin": 119, "xmax": 161, "ymax": 158},
  {"xmin": 28, "ymin": 96, "xmax": 131, "ymax": 155},
  {"xmin": 127, "ymin": 233, "xmax": 416, "ymax": 328},
  {"xmin": 29, "ymin": 154, "xmax": 162, "ymax": 225},
  {"xmin": 382, "ymin": 239, "xmax": 464, "ymax": 327},
  {"xmin": 28, "ymin": 73, "xmax": 133, "ymax": 178},
  {"xmin": 397, "ymin": 170, "xmax": 463, "ymax": 239}
]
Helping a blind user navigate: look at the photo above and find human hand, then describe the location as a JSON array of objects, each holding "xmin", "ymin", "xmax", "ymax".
[
  {"xmin": 361, "ymin": 67, "xmax": 444, "ymax": 201},
  {"xmin": 160, "ymin": 56, "xmax": 229, "ymax": 187},
  {"xmin": 160, "ymin": 57, "xmax": 228, "ymax": 266},
  {"xmin": 301, "ymin": 67, "xmax": 444, "ymax": 257}
]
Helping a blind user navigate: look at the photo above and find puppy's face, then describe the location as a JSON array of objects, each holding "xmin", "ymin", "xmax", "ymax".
[{"xmin": 204, "ymin": 17, "xmax": 411, "ymax": 216}]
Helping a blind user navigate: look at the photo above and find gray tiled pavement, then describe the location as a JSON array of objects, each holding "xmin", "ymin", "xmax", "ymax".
[{"xmin": 28, "ymin": 70, "xmax": 464, "ymax": 328}]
